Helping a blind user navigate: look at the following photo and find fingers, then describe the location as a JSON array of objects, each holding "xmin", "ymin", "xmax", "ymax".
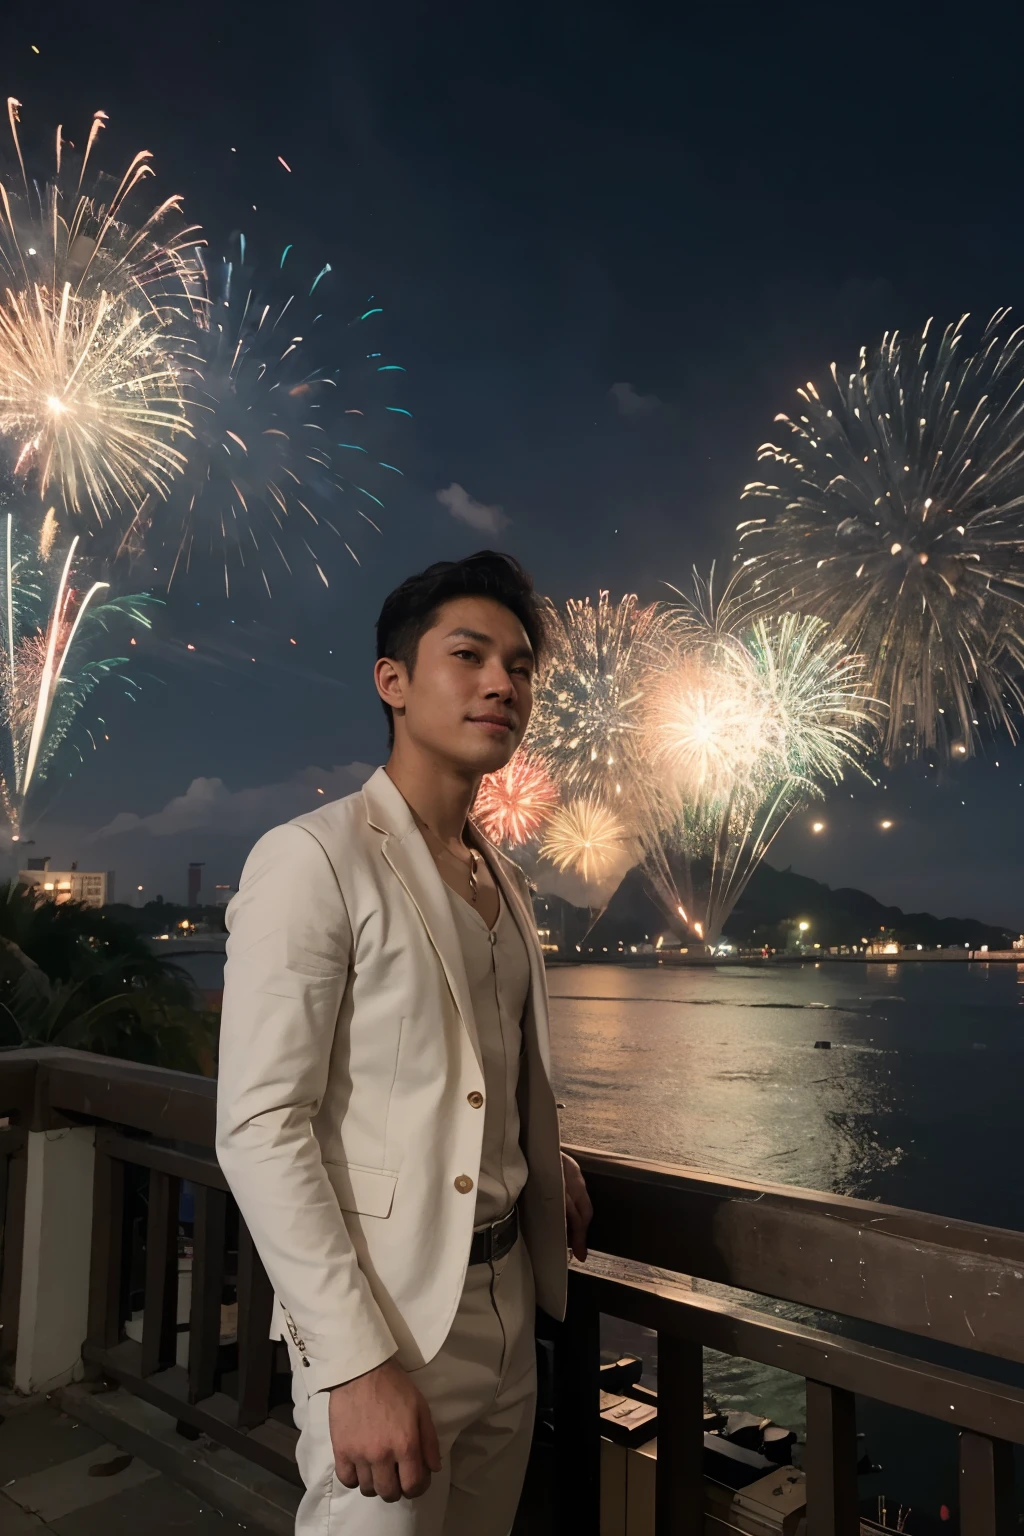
[
  {"xmin": 354, "ymin": 1458, "xmax": 378, "ymax": 1498},
  {"xmin": 370, "ymin": 1457, "xmax": 402, "ymax": 1503},
  {"xmin": 397, "ymin": 1442, "xmax": 430, "ymax": 1500},
  {"xmin": 336, "ymin": 1454, "xmax": 359, "ymax": 1490},
  {"xmin": 420, "ymin": 1401, "xmax": 443, "ymax": 1475},
  {"xmin": 566, "ymin": 1192, "xmax": 588, "ymax": 1262}
]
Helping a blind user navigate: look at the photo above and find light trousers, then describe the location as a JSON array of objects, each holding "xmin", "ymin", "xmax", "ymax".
[{"xmin": 287, "ymin": 1235, "xmax": 537, "ymax": 1535}]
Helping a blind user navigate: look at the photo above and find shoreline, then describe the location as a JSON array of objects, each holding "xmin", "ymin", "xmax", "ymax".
[{"xmin": 548, "ymin": 950, "xmax": 1024, "ymax": 966}]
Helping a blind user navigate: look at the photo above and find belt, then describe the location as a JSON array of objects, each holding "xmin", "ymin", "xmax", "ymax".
[{"xmin": 469, "ymin": 1204, "xmax": 518, "ymax": 1266}]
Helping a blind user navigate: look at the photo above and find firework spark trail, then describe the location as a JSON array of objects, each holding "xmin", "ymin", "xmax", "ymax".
[
  {"xmin": 736, "ymin": 310, "xmax": 1024, "ymax": 760},
  {"xmin": 0, "ymin": 100, "xmax": 203, "ymax": 530},
  {"xmin": 0, "ymin": 511, "xmax": 157, "ymax": 835},
  {"xmin": 141, "ymin": 238, "xmax": 405, "ymax": 597},
  {"xmin": 473, "ymin": 752, "xmax": 558, "ymax": 848}
]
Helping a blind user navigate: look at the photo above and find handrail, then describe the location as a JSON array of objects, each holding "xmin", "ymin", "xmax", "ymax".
[
  {"xmin": 5, "ymin": 1047, "xmax": 1024, "ymax": 1533},
  {"xmin": 3, "ymin": 1046, "xmax": 1024, "ymax": 1363}
]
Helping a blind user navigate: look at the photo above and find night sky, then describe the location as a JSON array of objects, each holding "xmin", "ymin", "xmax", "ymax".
[{"xmin": 5, "ymin": 2, "xmax": 1024, "ymax": 926}]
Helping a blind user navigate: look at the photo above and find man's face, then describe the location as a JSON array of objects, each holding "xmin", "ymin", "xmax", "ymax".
[{"xmin": 377, "ymin": 595, "xmax": 536, "ymax": 775}]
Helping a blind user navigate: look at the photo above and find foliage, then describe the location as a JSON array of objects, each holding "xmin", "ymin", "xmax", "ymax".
[{"xmin": 0, "ymin": 882, "xmax": 216, "ymax": 1071}]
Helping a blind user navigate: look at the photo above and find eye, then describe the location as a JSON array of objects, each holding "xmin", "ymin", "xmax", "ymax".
[
  {"xmin": 511, "ymin": 665, "xmax": 533, "ymax": 680},
  {"xmin": 453, "ymin": 648, "xmax": 480, "ymax": 663}
]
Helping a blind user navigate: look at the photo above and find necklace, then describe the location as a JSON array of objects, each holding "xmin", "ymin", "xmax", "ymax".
[{"xmin": 419, "ymin": 821, "xmax": 482, "ymax": 904}]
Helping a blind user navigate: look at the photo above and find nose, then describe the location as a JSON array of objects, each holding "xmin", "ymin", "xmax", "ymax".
[{"xmin": 482, "ymin": 660, "xmax": 516, "ymax": 701}]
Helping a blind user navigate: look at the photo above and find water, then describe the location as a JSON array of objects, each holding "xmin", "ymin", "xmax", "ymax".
[
  {"xmin": 191, "ymin": 947, "xmax": 1023, "ymax": 1519},
  {"xmin": 548, "ymin": 960, "xmax": 1024, "ymax": 1525}
]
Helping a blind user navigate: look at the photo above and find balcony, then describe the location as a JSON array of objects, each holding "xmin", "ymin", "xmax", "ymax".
[{"xmin": 2, "ymin": 1046, "xmax": 1024, "ymax": 1534}]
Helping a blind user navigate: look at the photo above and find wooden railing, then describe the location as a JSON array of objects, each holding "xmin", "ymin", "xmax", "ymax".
[{"xmin": 2, "ymin": 1046, "xmax": 1024, "ymax": 1534}]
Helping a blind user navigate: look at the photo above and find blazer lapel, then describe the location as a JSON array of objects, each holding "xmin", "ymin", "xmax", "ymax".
[
  {"xmin": 476, "ymin": 832, "xmax": 553, "ymax": 1078},
  {"xmin": 363, "ymin": 768, "xmax": 482, "ymax": 1073}
]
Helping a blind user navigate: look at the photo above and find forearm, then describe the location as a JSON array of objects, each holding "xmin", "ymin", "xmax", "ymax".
[{"xmin": 217, "ymin": 1105, "xmax": 397, "ymax": 1392}]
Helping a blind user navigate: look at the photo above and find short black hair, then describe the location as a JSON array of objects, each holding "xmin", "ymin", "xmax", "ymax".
[{"xmin": 375, "ymin": 550, "xmax": 545, "ymax": 746}]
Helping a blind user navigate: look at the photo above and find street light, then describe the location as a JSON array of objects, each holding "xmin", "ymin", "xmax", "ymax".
[
  {"xmin": 880, "ymin": 820, "xmax": 893, "ymax": 830},
  {"xmin": 798, "ymin": 921, "xmax": 810, "ymax": 932},
  {"xmin": 811, "ymin": 821, "xmax": 825, "ymax": 834}
]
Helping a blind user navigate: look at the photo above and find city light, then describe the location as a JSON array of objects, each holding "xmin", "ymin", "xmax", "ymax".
[
  {"xmin": 880, "ymin": 820, "xmax": 893, "ymax": 830},
  {"xmin": 798, "ymin": 920, "xmax": 810, "ymax": 932},
  {"xmin": 811, "ymin": 821, "xmax": 825, "ymax": 833}
]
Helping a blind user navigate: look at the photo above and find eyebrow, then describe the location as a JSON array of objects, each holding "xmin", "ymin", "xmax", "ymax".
[{"xmin": 445, "ymin": 627, "xmax": 535, "ymax": 663}]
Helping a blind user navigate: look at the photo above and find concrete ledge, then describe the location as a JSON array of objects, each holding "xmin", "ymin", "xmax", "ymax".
[
  {"xmin": 58, "ymin": 1382, "xmax": 300, "ymax": 1536},
  {"xmin": 0, "ymin": 1386, "xmax": 55, "ymax": 1419}
]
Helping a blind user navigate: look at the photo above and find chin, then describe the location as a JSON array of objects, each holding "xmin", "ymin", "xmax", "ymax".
[{"xmin": 461, "ymin": 733, "xmax": 520, "ymax": 776}]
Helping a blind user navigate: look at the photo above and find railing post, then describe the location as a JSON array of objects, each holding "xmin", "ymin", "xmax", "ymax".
[
  {"xmin": 188, "ymin": 1184, "xmax": 227, "ymax": 1403},
  {"xmin": 13, "ymin": 1126, "xmax": 95, "ymax": 1393},
  {"xmin": 554, "ymin": 1269, "xmax": 601, "ymax": 1533},
  {"xmin": 236, "ymin": 1217, "xmax": 275, "ymax": 1430},
  {"xmin": 805, "ymin": 1380, "xmax": 859, "ymax": 1536},
  {"xmin": 0, "ymin": 1132, "xmax": 27, "ymax": 1382},
  {"xmin": 959, "ymin": 1431, "xmax": 1015, "ymax": 1536},
  {"xmin": 87, "ymin": 1137, "xmax": 125, "ymax": 1351},
  {"xmin": 655, "ymin": 1333, "xmax": 704, "ymax": 1535},
  {"xmin": 141, "ymin": 1169, "xmax": 181, "ymax": 1376}
]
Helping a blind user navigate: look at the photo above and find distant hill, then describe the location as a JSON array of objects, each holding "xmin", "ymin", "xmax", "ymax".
[
  {"xmin": 559, "ymin": 864, "xmax": 1013, "ymax": 951},
  {"xmin": 725, "ymin": 864, "xmax": 1013, "ymax": 950}
]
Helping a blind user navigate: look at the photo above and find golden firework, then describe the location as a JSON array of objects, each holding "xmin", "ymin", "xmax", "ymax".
[
  {"xmin": 0, "ymin": 100, "xmax": 202, "ymax": 526},
  {"xmin": 539, "ymin": 797, "xmax": 631, "ymax": 884}
]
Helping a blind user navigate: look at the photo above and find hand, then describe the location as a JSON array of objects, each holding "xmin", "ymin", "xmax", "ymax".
[
  {"xmin": 328, "ymin": 1359, "xmax": 442, "ymax": 1502},
  {"xmin": 562, "ymin": 1151, "xmax": 593, "ymax": 1263}
]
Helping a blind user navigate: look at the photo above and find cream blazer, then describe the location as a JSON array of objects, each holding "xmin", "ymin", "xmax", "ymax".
[{"xmin": 215, "ymin": 766, "xmax": 568, "ymax": 1397}]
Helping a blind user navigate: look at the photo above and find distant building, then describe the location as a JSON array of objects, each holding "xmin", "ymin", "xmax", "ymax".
[
  {"xmin": 19, "ymin": 857, "xmax": 109, "ymax": 909},
  {"xmin": 188, "ymin": 862, "xmax": 204, "ymax": 906},
  {"xmin": 213, "ymin": 884, "xmax": 237, "ymax": 906}
]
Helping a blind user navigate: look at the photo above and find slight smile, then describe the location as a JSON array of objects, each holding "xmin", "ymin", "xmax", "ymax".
[{"xmin": 468, "ymin": 715, "xmax": 515, "ymax": 735}]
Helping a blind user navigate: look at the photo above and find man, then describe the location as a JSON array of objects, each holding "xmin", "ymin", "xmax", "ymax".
[{"xmin": 217, "ymin": 550, "xmax": 593, "ymax": 1535}]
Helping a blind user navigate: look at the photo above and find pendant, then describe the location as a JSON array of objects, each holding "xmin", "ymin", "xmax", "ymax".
[{"xmin": 468, "ymin": 849, "xmax": 480, "ymax": 904}]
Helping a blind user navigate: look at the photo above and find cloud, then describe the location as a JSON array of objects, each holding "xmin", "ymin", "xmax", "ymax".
[
  {"xmin": 436, "ymin": 482, "xmax": 509, "ymax": 533},
  {"xmin": 608, "ymin": 380, "xmax": 662, "ymax": 417},
  {"xmin": 92, "ymin": 762, "xmax": 376, "ymax": 841}
]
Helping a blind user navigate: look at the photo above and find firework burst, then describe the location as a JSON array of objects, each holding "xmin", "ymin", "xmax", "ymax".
[
  {"xmin": 474, "ymin": 752, "xmax": 557, "ymax": 848},
  {"xmin": 538, "ymin": 797, "xmax": 632, "ymax": 884},
  {"xmin": 645, "ymin": 642, "xmax": 763, "ymax": 803},
  {"xmin": 528, "ymin": 592, "xmax": 663, "ymax": 802},
  {"xmin": 0, "ymin": 509, "xmax": 156, "ymax": 835},
  {"xmin": 0, "ymin": 100, "xmax": 203, "ymax": 529},
  {"xmin": 736, "ymin": 311, "xmax": 1024, "ymax": 760},
  {"xmin": 638, "ymin": 599, "xmax": 876, "ymax": 943},
  {"xmin": 136, "ymin": 237, "xmax": 405, "ymax": 597}
]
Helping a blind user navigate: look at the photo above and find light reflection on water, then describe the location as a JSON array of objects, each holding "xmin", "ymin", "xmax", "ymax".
[{"xmin": 548, "ymin": 961, "xmax": 1024, "ymax": 1524}]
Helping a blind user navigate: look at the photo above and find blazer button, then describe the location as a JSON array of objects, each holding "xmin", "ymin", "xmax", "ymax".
[
  {"xmin": 467, "ymin": 1091, "xmax": 484, "ymax": 1108},
  {"xmin": 454, "ymin": 1174, "xmax": 474, "ymax": 1194}
]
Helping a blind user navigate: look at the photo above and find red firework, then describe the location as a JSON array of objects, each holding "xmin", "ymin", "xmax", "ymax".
[{"xmin": 474, "ymin": 753, "xmax": 558, "ymax": 847}]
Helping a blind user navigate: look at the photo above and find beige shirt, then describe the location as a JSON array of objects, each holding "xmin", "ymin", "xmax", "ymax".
[{"xmin": 443, "ymin": 880, "xmax": 531, "ymax": 1226}]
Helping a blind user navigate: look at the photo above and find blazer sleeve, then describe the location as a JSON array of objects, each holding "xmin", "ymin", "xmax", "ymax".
[{"xmin": 216, "ymin": 821, "xmax": 398, "ymax": 1395}]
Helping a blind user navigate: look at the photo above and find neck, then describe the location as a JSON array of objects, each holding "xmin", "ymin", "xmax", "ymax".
[{"xmin": 385, "ymin": 738, "xmax": 478, "ymax": 845}]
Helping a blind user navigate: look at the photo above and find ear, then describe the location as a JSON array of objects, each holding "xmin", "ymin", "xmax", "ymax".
[{"xmin": 374, "ymin": 656, "xmax": 406, "ymax": 717}]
